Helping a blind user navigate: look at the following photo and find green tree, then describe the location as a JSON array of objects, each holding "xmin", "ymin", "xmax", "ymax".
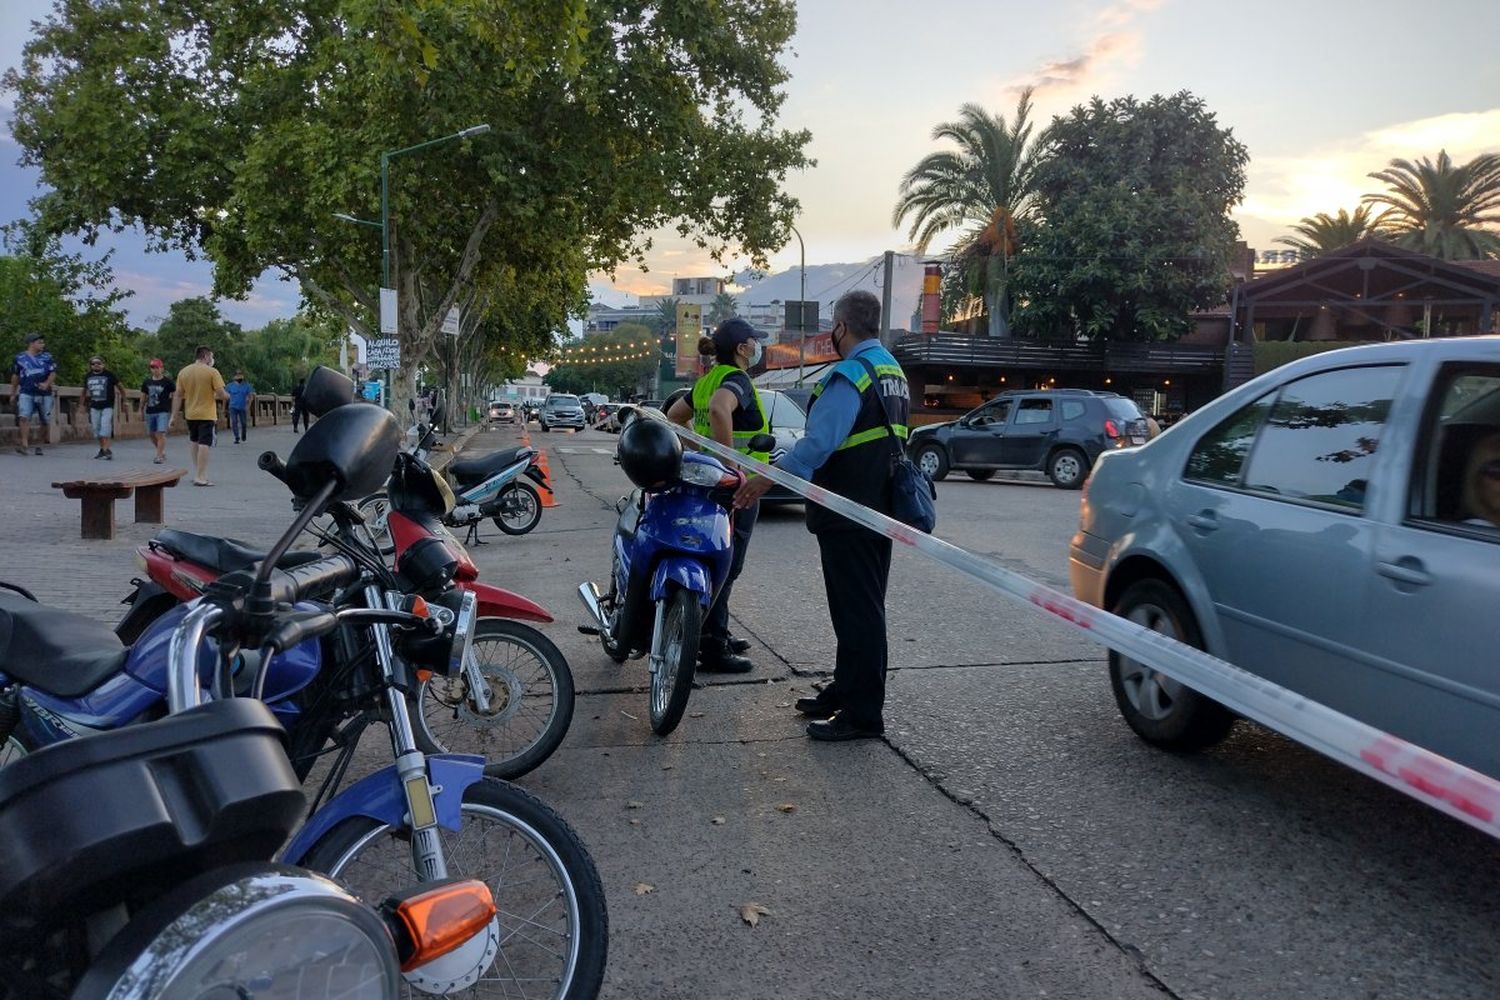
[
  {"xmin": 6, "ymin": 0, "xmax": 811, "ymax": 412},
  {"xmin": 545, "ymin": 323, "xmax": 656, "ymax": 399},
  {"xmin": 1362, "ymin": 151, "xmax": 1500, "ymax": 260},
  {"xmin": 150, "ymin": 297, "xmax": 242, "ymax": 375},
  {"xmin": 892, "ymin": 91, "xmax": 1040, "ymax": 338},
  {"xmin": 1011, "ymin": 92, "xmax": 1249, "ymax": 342},
  {"xmin": 707, "ymin": 290, "xmax": 739, "ymax": 326},
  {"xmin": 1275, "ymin": 206, "xmax": 1384, "ymax": 260},
  {"xmin": 651, "ymin": 296, "xmax": 682, "ymax": 334},
  {"xmin": 236, "ymin": 313, "xmax": 344, "ymax": 393}
]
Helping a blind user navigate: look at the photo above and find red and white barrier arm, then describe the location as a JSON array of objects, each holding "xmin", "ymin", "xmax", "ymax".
[{"xmin": 663, "ymin": 417, "xmax": 1500, "ymax": 840}]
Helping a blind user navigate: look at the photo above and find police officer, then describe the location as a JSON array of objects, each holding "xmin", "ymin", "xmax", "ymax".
[
  {"xmin": 667, "ymin": 316, "xmax": 771, "ymax": 673},
  {"xmin": 734, "ymin": 290, "xmax": 908, "ymax": 741}
]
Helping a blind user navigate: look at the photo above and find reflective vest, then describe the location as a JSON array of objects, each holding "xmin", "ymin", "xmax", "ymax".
[
  {"xmin": 805, "ymin": 346, "xmax": 910, "ymax": 534},
  {"xmin": 691, "ymin": 364, "xmax": 771, "ymax": 463}
]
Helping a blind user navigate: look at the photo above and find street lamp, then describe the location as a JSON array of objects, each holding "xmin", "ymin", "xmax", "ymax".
[{"xmin": 790, "ymin": 224, "xmax": 806, "ymax": 386}]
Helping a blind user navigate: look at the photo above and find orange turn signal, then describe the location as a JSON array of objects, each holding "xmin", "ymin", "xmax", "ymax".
[
  {"xmin": 415, "ymin": 668, "xmax": 433, "ymax": 683},
  {"xmin": 391, "ymin": 879, "xmax": 496, "ymax": 972},
  {"xmin": 409, "ymin": 596, "xmax": 430, "ymax": 619}
]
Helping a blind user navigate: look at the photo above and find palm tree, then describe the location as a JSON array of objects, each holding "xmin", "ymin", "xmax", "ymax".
[
  {"xmin": 892, "ymin": 90, "xmax": 1041, "ymax": 337},
  {"xmin": 652, "ymin": 296, "xmax": 681, "ymax": 334},
  {"xmin": 707, "ymin": 290, "xmax": 738, "ymax": 326},
  {"xmin": 1275, "ymin": 206, "xmax": 1383, "ymax": 260},
  {"xmin": 1362, "ymin": 150, "xmax": 1500, "ymax": 260}
]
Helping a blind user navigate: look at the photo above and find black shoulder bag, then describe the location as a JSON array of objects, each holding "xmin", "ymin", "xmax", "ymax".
[{"xmin": 853, "ymin": 356, "xmax": 937, "ymax": 534}]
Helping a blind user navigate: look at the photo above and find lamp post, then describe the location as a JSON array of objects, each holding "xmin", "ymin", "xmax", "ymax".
[
  {"xmin": 335, "ymin": 124, "xmax": 491, "ymax": 409},
  {"xmin": 791, "ymin": 224, "xmax": 806, "ymax": 387}
]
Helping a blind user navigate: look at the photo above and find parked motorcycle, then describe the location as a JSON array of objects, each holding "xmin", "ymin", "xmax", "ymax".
[
  {"xmin": 577, "ymin": 408, "xmax": 773, "ymax": 735},
  {"xmin": 1, "ymin": 402, "xmax": 608, "ymax": 997}
]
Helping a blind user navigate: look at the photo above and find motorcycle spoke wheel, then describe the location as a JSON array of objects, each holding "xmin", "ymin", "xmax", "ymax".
[
  {"xmin": 0, "ymin": 736, "xmax": 28, "ymax": 768},
  {"xmin": 356, "ymin": 493, "xmax": 395, "ymax": 555},
  {"xmin": 649, "ymin": 588, "xmax": 699, "ymax": 737},
  {"xmin": 302, "ymin": 781, "xmax": 607, "ymax": 1000},
  {"xmin": 412, "ymin": 620, "xmax": 575, "ymax": 781},
  {"xmin": 493, "ymin": 483, "xmax": 542, "ymax": 536}
]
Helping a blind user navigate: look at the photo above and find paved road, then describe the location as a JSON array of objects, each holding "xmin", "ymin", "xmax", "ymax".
[{"xmin": 7, "ymin": 422, "xmax": 1498, "ymax": 998}]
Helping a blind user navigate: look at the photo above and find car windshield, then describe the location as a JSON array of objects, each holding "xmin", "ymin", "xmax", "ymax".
[
  {"xmin": 548, "ymin": 395, "xmax": 579, "ymax": 406},
  {"xmin": 762, "ymin": 390, "xmax": 806, "ymax": 431},
  {"xmin": 1103, "ymin": 398, "xmax": 1145, "ymax": 422}
]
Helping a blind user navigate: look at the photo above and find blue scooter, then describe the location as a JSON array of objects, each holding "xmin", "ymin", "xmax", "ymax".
[{"xmin": 577, "ymin": 410, "xmax": 774, "ymax": 735}]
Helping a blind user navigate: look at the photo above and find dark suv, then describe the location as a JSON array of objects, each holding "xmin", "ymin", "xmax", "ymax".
[{"xmin": 907, "ymin": 389, "xmax": 1150, "ymax": 489}]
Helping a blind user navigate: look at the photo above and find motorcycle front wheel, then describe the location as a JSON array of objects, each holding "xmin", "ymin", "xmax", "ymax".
[
  {"xmin": 300, "ymin": 778, "xmax": 608, "ymax": 1000},
  {"xmin": 411, "ymin": 619, "xmax": 575, "ymax": 780},
  {"xmin": 649, "ymin": 586, "xmax": 700, "ymax": 737},
  {"xmin": 355, "ymin": 491, "xmax": 397, "ymax": 556},
  {"xmin": 492, "ymin": 482, "xmax": 542, "ymax": 536}
]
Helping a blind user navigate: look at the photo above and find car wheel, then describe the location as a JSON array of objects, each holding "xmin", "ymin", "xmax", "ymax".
[
  {"xmin": 1047, "ymin": 447, "xmax": 1088, "ymax": 489},
  {"xmin": 965, "ymin": 469, "xmax": 995, "ymax": 482},
  {"xmin": 1108, "ymin": 579, "xmax": 1235, "ymax": 751},
  {"xmin": 914, "ymin": 444, "xmax": 949, "ymax": 482}
]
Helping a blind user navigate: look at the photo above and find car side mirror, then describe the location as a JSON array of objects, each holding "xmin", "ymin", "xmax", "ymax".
[{"xmin": 747, "ymin": 433, "xmax": 776, "ymax": 454}]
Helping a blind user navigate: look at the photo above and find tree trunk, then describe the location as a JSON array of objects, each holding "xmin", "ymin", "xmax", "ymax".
[{"xmin": 985, "ymin": 255, "xmax": 1012, "ymax": 339}]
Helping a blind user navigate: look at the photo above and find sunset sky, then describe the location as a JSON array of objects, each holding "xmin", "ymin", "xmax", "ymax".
[{"xmin": 3, "ymin": 0, "xmax": 1497, "ymax": 326}]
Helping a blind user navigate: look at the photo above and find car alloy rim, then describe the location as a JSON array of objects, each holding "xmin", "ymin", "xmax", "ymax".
[
  {"xmin": 1055, "ymin": 455, "xmax": 1081, "ymax": 483},
  {"xmin": 1119, "ymin": 603, "xmax": 1186, "ymax": 720},
  {"xmin": 918, "ymin": 450, "xmax": 940, "ymax": 476}
]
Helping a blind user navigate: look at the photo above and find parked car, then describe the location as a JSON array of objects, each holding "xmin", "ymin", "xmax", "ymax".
[
  {"xmin": 907, "ymin": 389, "xmax": 1150, "ymax": 489},
  {"xmin": 488, "ymin": 400, "xmax": 516, "ymax": 422},
  {"xmin": 759, "ymin": 388, "xmax": 810, "ymax": 507},
  {"xmin": 1070, "ymin": 338, "xmax": 1500, "ymax": 780},
  {"xmin": 595, "ymin": 402, "xmax": 622, "ymax": 432},
  {"xmin": 539, "ymin": 393, "xmax": 586, "ymax": 432}
]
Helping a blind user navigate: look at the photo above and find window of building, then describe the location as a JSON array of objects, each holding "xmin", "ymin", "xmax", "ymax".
[{"xmin": 1238, "ymin": 365, "xmax": 1405, "ymax": 511}]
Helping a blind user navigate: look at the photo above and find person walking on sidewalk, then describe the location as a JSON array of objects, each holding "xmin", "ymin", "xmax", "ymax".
[
  {"xmin": 666, "ymin": 317, "xmax": 771, "ymax": 674},
  {"xmin": 291, "ymin": 378, "xmax": 307, "ymax": 432},
  {"xmin": 82, "ymin": 355, "xmax": 125, "ymax": 459},
  {"xmin": 140, "ymin": 358, "xmax": 176, "ymax": 464},
  {"xmin": 225, "ymin": 370, "xmax": 256, "ymax": 443},
  {"xmin": 175, "ymin": 345, "xmax": 228, "ymax": 486},
  {"xmin": 734, "ymin": 290, "xmax": 909, "ymax": 742},
  {"xmin": 10, "ymin": 332, "xmax": 56, "ymax": 456}
]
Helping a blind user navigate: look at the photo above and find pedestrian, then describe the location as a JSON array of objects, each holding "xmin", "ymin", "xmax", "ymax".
[
  {"xmin": 734, "ymin": 290, "xmax": 909, "ymax": 741},
  {"xmin": 140, "ymin": 358, "xmax": 176, "ymax": 464},
  {"xmin": 175, "ymin": 345, "xmax": 228, "ymax": 486},
  {"xmin": 225, "ymin": 369, "xmax": 256, "ymax": 443},
  {"xmin": 666, "ymin": 317, "xmax": 771, "ymax": 673},
  {"xmin": 82, "ymin": 354, "xmax": 125, "ymax": 459},
  {"xmin": 290, "ymin": 377, "xmax": 307, "ymax": 432},
  {"xmin": 9, "ymin": 332, "xmax": 56, "ymax": 456}
]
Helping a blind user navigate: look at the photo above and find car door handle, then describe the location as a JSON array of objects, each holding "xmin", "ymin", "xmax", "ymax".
[
  {"xmin": 1377, "ymin": 558, "xmax": 1432, "ymax": 588},
  {"xmin": 1185, "ymin": 511, "xmax": 1218, "ymax": 532}
]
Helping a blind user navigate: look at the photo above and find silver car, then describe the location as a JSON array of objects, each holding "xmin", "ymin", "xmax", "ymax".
[
  {"xmin": 539, "ymin": 393, "xmax": 586, "ymax": 432},
  {"xmin": 1070, "ymin": 338, "xmax": 1500, "ymax": 780}
]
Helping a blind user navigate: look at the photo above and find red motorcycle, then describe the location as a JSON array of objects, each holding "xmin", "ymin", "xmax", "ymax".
[{"xmin": 118, "ymin": 464, "xmax": 575, "ymax": 781}]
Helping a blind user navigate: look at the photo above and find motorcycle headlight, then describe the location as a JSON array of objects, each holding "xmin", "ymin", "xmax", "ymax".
[
  {"xmin": 79, "ymin": 864, "xmax": 399, "ymax": 1000},
  {"xmin": 679, "ymin": 459, "xmax": 738, "ymax": 488}
]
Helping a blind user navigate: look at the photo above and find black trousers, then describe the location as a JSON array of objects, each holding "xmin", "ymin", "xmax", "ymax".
[
  {"xmin": 703, "ymin": 500, "xmax": 758, "ymax": 649},
  {"xmin": 816, "ymin": 528, "xmax": 893, "ymax": 728}
]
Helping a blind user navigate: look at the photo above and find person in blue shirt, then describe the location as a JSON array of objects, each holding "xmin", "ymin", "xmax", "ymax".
[
  {"xmin": 10, "ymin": 333, "xmax": 57, "ymax": 456},
  {"xmin": 225, "ymin": 370, "xmax": 256, "ymax": 443},
  {"xmin": 735, "ymin": 290, "xmax": 911, "ymax": 741}
]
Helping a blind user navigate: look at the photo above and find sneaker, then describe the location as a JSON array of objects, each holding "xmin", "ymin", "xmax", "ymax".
[
  {"xmin": 12, "ymin": 447, "xmax": 24, "ymax": 456},
  {"xmin": 153, "ymin": 456, "xmax": 165, "ymax": 464},
  {"xmin": 33, "ymin": 447, "xmax": 43, "ymax": 456},
  {"xmin": 94, "ymin": 449, "xmax": 105, "ymax": 459},
  {"xmin": 104, "ymin": 450, "xmax": 113, "ymax": 460}
]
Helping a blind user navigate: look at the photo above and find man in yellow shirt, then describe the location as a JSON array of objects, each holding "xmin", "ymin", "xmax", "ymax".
[{"xmin": 175, "ymin": 345, "xmax": 228, "ymax": 486}]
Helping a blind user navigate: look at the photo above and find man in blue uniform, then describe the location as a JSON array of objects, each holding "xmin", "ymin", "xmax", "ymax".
[{"xmin": 735, "ymin": 290, "xmax": 909, "ymax": 741}]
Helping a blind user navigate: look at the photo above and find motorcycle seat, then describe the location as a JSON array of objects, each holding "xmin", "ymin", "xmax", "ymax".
[
  {"xmin": 153, "ymin": 528, "xmax": 325, "ymax": 574},
  {"xmin": 0, "ymin": 593, "xmax": 129, "ymax": 698},
  {"xmin": 449, "ymin": 446, "xmax": 534, "ymax": 486}
]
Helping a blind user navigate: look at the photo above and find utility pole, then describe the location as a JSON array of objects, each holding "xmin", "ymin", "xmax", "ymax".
[
  {"xmin": 879, "ymin": 250, "xmax": 894, "ymax": 349},
  {"xmin": 791, "ymin": 224, "xmax": 806, "ymax": 387}
]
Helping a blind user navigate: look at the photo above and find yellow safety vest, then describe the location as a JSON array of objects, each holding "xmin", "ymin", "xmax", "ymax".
[{"xmin": 691, "ymin": 364, "xmax": 771, "ymax": 463}]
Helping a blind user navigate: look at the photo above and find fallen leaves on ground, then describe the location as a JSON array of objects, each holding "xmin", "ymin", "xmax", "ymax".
[
  {"xmin": 627, "ymin": 800, "xmax": 643, "ymax": 809},
  {"xmin": 739, "ymin": 903, "xmax": 771, "ymax": 927},
  {"xmin": 775, "ymin": 803, "xmax": 796, "ymax": 813},
  {"xmin": 711, "ymin": 816, "xmax": 726, "ymax": 825},
  {"xmin": 633, "ymin": 882, "xmax": 655, "ymax": 896}
]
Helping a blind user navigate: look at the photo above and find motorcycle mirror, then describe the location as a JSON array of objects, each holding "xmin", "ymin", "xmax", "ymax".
[
  {"xmin": 285, "ymin": 403, "xmax": 404, "ymax": 501},
  {"xmin": 747, "ymin": 433, "xmax": 776, "ymax": 454},
  {"xmin": 300, "ymin": 365, "xmax": 357, "ymax": 417}
]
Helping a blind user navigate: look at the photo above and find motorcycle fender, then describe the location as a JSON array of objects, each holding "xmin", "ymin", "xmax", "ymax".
[
  {"xmin": 278, "ymin": 753, "xmax": 488, "ymax": 865},
  {"xmin": 524, "ymin": 464, "xmax": 554, "ymax": 494},
  {"xmin": 650, "ymin": 558, "xmax": 713, "ymax": 606},
  {"xmin": 114, "ymin": 579, "xmax": 176, "ymax": 642},
  {"xmin": 461, "ymin": 580, "xmax": 554, "ymax": 623}
]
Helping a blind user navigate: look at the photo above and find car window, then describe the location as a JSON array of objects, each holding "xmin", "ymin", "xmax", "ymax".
[
  {"xmin": 1408, "ymin": 364, "xmax": 1500, "ymax": 539},
  {"xmin": 1102, "ymin": 398, "xmax": 1144, "ymax": 422},
  {"xmin": 1184, "ymin": 394, "xmax": 1274, "ymax": 487},
  {"xmin": 1060, "ymin": 400, "xmax": 1087, "ymax": 421},
  {"xmin": 1239, "ymin": 365, "xmax": 1404, "ymax": 511},
  {"xmin": 1014, "ymin": 398, "xmax": 1053, "ymax": 425},
  {"xmin": 762, "ymin": 391, "xmax": 806, "ymax": 432},
  {"xmin": 970, "ymin": 399, "xmax": 1012, "ymax": 428}
]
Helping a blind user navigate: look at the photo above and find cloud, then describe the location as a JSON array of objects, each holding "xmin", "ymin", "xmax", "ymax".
[
  {"xmin": 1007, "ymin": 0, "xmax": 1163, "ymax": 97},
  {"xmin": 1237, "ymin": 107, "xmax": 1500, "ymax": 230}
]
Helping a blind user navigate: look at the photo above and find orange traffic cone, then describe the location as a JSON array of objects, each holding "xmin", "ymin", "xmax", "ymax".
[{"xmin": 533, "ymin": 449, "xmax": 559, "ymax": 507}]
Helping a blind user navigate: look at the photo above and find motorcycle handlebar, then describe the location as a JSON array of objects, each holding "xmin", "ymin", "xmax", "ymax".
[{"xmin": 258, "ymin": 450, "xmax": 290, "ymax": 485}]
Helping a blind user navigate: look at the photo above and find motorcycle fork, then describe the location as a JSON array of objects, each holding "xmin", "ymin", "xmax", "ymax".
[
  {"xmin": 646, "ymin": 599, "xmax": 667, "ymax": 675},
  {"xmin": 365, "ymin": 584, "xmax": 449, "ymax": 881}
]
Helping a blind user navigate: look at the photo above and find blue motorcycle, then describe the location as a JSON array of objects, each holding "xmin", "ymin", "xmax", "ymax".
[
  {"xmin": 577, "ymin": 410, "xmax": 773, "ymax": 735},
  {"xmin": 0, "ymin": 401, "xmax": 608, "ymax": 999}
]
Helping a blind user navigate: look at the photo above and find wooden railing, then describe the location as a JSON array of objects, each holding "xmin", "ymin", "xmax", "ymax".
[
  {"xmin": 0, "ymin": 385, "xmax": 297, "ymax": 445},
  {"xmin": 891, "ymin": 334, "xmax": 1230, "ymax": 374}
]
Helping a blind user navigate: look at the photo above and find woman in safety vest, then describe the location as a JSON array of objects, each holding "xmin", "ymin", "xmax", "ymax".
[{"xmin": 666, "ymin": 317, "xmax": 770, "ymax": 673}]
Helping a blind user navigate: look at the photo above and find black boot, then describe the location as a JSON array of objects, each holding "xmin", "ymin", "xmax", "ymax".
[
  {"xmin": 697, "ymin": 640, "xmax": 753, "ymax": 674},
  {"xmin": 727, "ymin": 633, "xmax": 751, "ymax": 654}
]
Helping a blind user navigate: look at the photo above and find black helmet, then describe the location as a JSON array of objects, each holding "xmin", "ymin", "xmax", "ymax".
[{"xmin": 617, "ymin": 415, "xmax": 681, "ymax": 489}]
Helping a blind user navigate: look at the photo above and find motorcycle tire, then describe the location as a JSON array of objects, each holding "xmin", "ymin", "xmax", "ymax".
[
  {"xmin": 492, "ymin": 482, "xmax": 542, "ymax": 536},
  {"xmin": 411, "ymin": 619, "xmax": 575, "ymax": 781},
  {"xmin": 299, "ymin": 777, "xmax": 608, "ymax": 1000},
  {"xmin": 649, "ymin": 586, "xmax": 699, "ymax": 737},
  {"xmin": 355, "ymin": 491, "xmax": 397, "ymax": 556}
]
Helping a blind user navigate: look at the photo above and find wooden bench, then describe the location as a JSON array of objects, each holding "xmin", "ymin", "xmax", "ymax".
[{"xmin": 52, "ymin": 469, "xmax": 188, "ymax": 540}]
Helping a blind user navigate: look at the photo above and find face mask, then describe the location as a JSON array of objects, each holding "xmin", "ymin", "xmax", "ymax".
[
  {"xmin": 235, "ymin": 377, "xmax": 244, "ymax": 382},
  {"xmin": 745, "ymin": 340, "xmax": 762, "ymax": 367}
]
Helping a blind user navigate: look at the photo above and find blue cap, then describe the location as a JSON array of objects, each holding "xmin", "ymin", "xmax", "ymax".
[{"xmin": 711, "ymin": 317, "xmax": 767, "ymax": 352}]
